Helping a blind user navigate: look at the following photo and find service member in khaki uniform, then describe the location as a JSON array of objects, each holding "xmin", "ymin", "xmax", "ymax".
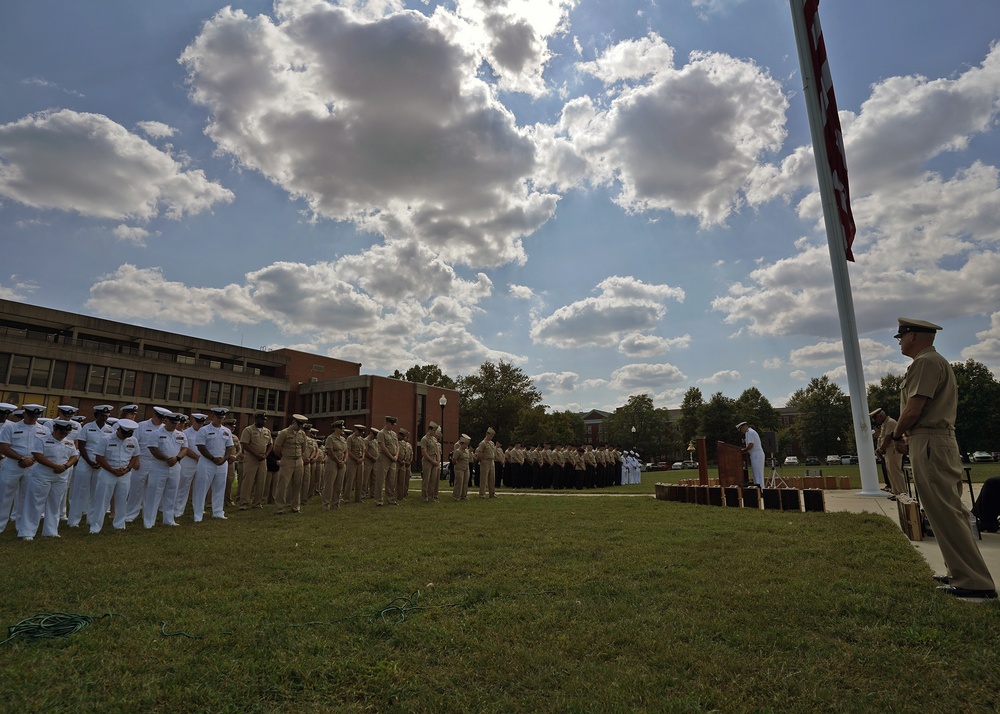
[
  {"xmin": 475, "ymin": 427, "xmax": 497, "ymax": 499},
  {"xmin": 344, "ymin": 425, "xmax": 367, "ymax": 503},
  {"xmin": 364, "ymin": 428, "xmax": 379, "ymax": 499},
  {"xmin": 870, "ymin": 407, "xmax": 906, "ymax": 496},
  {"xmin": 273, "ymin": 414, "xmax": 308, "ymax": 515},
  {"xmin": 223, "ymin": 418, "xmax": 241, "ymax": 506},
  {"xmin": 374, "ymin": 416, "xmax": 400, "ymax": 506},
  {"xmin": 451, "ymin": 434, "xmax": 472, "ymax": 500},
  {"xmin": 239, "ymin": 411, "xmax": 272, "ymax": 509},
  {"xmin": 891, "ymin": 318, "xmax": 996, "ymax": 600},
  {"xmin": 397, "ymin": 428, "xmax": 412, "ymax": 499},
  {"xmin": 419, "ymin": 421, "xmax": 441, "ymax": 502},
  {"xmin": 299, "ymin": 427, "xmax": 318, "ymax": 506},
  {"xmin": 323, "ymin": 421, "xmax": 348, "ymax": 510}
]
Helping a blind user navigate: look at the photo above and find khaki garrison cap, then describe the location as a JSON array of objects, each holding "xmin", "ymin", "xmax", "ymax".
[
  {"xmin": 399, "ymin": 428, "xmax": 408, "ymax": 436},
  {"xmin": 894, "ymin": 318, "xmax": 942, "ymax": 339},
  {"xmin": 486, "ymin": 427, "xmax": 495, "ymax": 436},
  {"xmin": 428, "ymin": 421, "xmax": 438, "ymax": 430}
]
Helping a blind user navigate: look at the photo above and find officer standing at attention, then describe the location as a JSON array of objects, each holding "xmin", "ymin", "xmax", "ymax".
[
  {"xmin": 419, "ymin": 421, "xmax": 441, "ymax": 502},
  {"xmin": 273, "ymin": 414, "xmax": 308, "ymax": 515},
  {"xmin": 192, "ymin": 407, "xmax": 234, "ymax": 522},
  {"xmin": 890, "ymin": 318, "xmax": 997, "ymax": 600},
  {"xmin": 451, "ymin": 434, "xmax": 472, "ymax": 500},
  {"xmin": 364, "ymin": 428, "xmax": 380, "ymax": 499},
  {"xmin": 239, "ymin": 411, "xmax": 272, "ymax": 510},
  {"xmin": 223, "ymin": 417, "xmax": 241, "ymax": 507},
  {"xmin": 870, "ymin": 407, "xmax": 906, "ymax": 496},
  {"xmin": 0, "ymin": 404, "xmax": 48, "ymax": 533},
  {"xmin": 173, "ymin": 413, "xmax": 204, "ymax": 520},
  {"xmin": 19, "ymin": 419, "xmax": 78, "ymax": 540},
  {"xmin": 344, "ymin": 425, "xmax": 367, "ymax": 503},
  {"xmin": 375, "ymin": 416, "xmax": 400, "ymax": 506},
  {"xmin": 397, "ymin": 428, "xmax": 413, "ymax": 499},
  {"xmin": 145, "ymin": 412, "xmax": 188, "ymax": 528},
  {"xmin": 323, "ymin": 421, "xmax": 347, "ymax": 510},
  {"xmin": 476, "ymin": 427, "xmax": 498, "ymax": 499},
  {"xmin": 70, "ymin": 404, "xmax": 114, "ymax": 528},
  {"xmin": 737, "ymin": 421, "xmax": 765, "ymax": 488},
  {"xmin": 90, "ymin": 418, "xmax": 140, "ymax": 534},
  {"xmin": 126, "ymin": 406, "xmax": 168, "ymax": 524}
]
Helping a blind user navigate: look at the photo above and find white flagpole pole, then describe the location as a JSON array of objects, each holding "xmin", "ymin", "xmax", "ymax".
[{"xmin": 789, "ymin": 0, "xmax": 881, "ymax": 495}]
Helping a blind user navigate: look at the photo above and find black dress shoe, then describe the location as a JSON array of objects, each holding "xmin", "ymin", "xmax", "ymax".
[
  {"xmin": 932, "ymin": 574, "xmax": 950, "ymax": 584},
  {"xmin": 936, "ymin": 585, "xmax": 998, "ymax": 600}
]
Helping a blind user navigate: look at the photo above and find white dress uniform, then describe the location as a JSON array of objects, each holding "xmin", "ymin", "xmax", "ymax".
[
  {"xmin": 144, "ymin": 422, "xmax": 188, "ymax": 528},
  {"xmin": 192, "ymin": 420, "xmax": 233, "ymax": 521},
  {"xmin": 0, "ymin": 414, "xmax": 49, "ymax": 533},
  {"xmin": 89, "ymin": 425, "xmax": 140, "ymax": 533},
  {"xmin": 70, "ymin": 417, "xmax": 114, "ymax": 526},
  {"xmin": 743, "ymin": 427, "xmax": 764, "ymax": 488},
  {"xmin": 126, "ymin": 412, "xmax": 167, "ymax": 523},
  {"xmin": 172, "ymin": 421, "xmax": 203, "ymax": 519},
  {"xmin": 19, "ymin": 424, "xmax": 77, "ymax": 539}
]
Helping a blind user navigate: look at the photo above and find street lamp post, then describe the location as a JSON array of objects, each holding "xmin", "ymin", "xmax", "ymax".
[
  {"xmin": 439, "ymin": 395, "xmax": 447, "ymax": 480},
  {"xmin": 631, "ymin": 425, "xmax": 636, "ymax": 450}
]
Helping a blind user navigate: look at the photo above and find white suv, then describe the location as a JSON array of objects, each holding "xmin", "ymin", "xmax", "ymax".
[
  {"xmin": 826, "ymin": 455, "xmax": 841, "ymax": 465},
  {"xmin": 783, "ymin": 456, "xmax": 799, "ymax": 466}
]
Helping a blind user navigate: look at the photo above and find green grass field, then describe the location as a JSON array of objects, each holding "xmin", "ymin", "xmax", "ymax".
[{"xmin": 2, "ymin": 480, "xmax": 1000, "ymax": 712}]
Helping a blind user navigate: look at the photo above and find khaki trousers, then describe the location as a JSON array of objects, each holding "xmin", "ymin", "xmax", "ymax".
[
  {"xmin": 910, "ymin": 433, "xmax": 994, "ymax": 591},
  {"xmin": 375, "ymin": 457, "xmax": 397, "ymax": 505},
  {"xmin": 239, "ymin": 454, "xmax": 266, "ymax": 508},
  {"xmin": 479, "ymin": 459, "xmax": 496, "ymax": 498},
  {"xmin": 885, "ymin": 451, "xmax": 906, "ymax": 495},
  {"xmin": 422, "ymin": 458, "xmax": 440, "ymax": 501},
  {"xmin": 323, "ymin": 461, "xmax": 346, "ymax": 509},
  {"xmin": 274, "ymin": 457, "xmax": 303, "ymax": 513},
  {"xmin": 452, "ymin": 464, "xmax": 469, "ymax": 500},
  {"xmin": 343, "ymin": 459, "xmax": 363, "ymax": 503}
]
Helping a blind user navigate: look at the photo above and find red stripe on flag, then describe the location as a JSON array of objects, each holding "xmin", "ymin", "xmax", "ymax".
[{"xmin": 801, "ymin": 0, "xmax": 856, "ymax": 261}]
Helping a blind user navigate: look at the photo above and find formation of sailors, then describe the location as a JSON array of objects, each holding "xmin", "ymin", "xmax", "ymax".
[{"xmin": 0, "ymin": 404, "xmax": 638, "ymax": 542}]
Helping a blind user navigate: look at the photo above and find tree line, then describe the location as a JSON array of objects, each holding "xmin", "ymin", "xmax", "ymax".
[{"xmin": 390, "ymin": 358, "xmax": 1000, "ymax": 461}]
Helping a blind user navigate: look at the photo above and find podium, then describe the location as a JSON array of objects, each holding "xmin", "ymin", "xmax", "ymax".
[{"xmin": 717, "ymin": 441, "xmax": 747, "ymax": 487}]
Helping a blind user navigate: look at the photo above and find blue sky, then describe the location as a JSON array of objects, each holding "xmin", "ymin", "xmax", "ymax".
[{"xmin": 2, "ymin": 0, "xmax": 1000, "ymax": 412}]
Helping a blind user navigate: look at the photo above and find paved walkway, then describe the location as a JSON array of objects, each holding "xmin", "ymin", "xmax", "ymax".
[{"xmin": 824, "ymin": 488, "xmax": 1000, "ymax": 580}]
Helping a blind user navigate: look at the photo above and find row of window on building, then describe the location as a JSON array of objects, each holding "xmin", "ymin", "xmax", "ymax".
[
  {"xmin": 304, "ymin": 388, "xmax": 368, "ymax": 416},
  {"xmin": 0, "ymin": 352, "xmax": 286, "ymax": 413}
]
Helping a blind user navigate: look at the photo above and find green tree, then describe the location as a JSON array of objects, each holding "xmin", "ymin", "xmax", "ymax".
[
  {"xmin": 952, "ymin": 359, "xmax": 1000, "ymax": 454},
  {"xmin": 735, "ymin": 386, "xmax": 780, "ymax": 432},
  {"xmin": 677, "ymin": 387, "xmax": 704, "ymax": 444},
  {"xmin": 866, "ymin": 373, "xmax": 904, "ymax": 420},
  {"xmin": 456, "ymin": 361, "xmax": 542, "ymax": 443},
  {"xmin": 604, "ymin": 394, "xmax": 670, "ymax": 460},
  {"xmin": 786, "ymin": 376, "xmax": 851, "ymax": 458},
  {"xmin": 699, "ymin": 392, "xmax": 738, "ymax": 463},
  {"xmin": 389, "ymin": 364, "xmax": 456, "ymax": 389}
]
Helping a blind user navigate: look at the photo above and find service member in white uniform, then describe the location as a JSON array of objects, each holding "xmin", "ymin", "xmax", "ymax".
[
  {"xmin": 0, "ymin": 404, "xmax": 48, "ymax": 533},
  {"xmin": 19, "ymin": 419, "xmax": 78, "ymax": 540},
  {"xmin": 192, "ymin": 407, "xmax": 234, "ymax": 521},
  {"xmin": 145, "ymin": 412, "xmax": 188, "ymax": 528},
  {"xmin": 90, "ymin": 419, "xmax": 140, "ymax": 534},
  {"xmin": 173, "ymin": 413, "xmax": 204, "ymax": 520},
  {"xmin": 71, "ymin": 405, "xmax": 115, "ymax": 527},
  {"xmin": 126, "ymin": 406, "xmax": 169, "ymax": 523}
]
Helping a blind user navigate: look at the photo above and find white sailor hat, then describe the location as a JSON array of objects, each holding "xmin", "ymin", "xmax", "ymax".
[
  {"xmin": 735, "ymin": 421, "xmax": 748, "ymax": 429},
  {"xmin": 117, "ymin": 418, "xmax": 139, "ymax": 432},
  {"xmin": 71, "ymin": 415, "xmax": 87, "ymax": 423},
  {"xmin": 121, "ymin": 404, "xmax": 139, "ymax": 413},
  {"xmin": 153, "ymin": 406, "xmax": 173, "ymax": 417},
  {"xmin": 22, "ymin": 404, "xmax": 45, "ymax": 415},
  {"xmin": 94, "ymin": 404, "xmax": 114, "ymax": 413},
  {"xmin": 57, "ymin": 405, "xmax": 79, "ymax": 414},
  {"xmin": 51, "ymin": 419, "xmax": 74, "ymax": 430},
  {"xmin": 192, "ymin": 413, "xmax": 208, "ymax": 422},
  {"xmin": 106, "ymin": 416, "xmax": 118, "ymax": 424},
  {"xmin": 0, "ymin": 402, "xmax": 16, "ymax": 413},
  {"xmin": 210, "ymin": 407, "xmax": 229, "ymax": 416}
]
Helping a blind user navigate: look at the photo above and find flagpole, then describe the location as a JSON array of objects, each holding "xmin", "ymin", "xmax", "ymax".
[{"xmin": 789, "ymin": 0, "xmax": 881, "ymax": 495}]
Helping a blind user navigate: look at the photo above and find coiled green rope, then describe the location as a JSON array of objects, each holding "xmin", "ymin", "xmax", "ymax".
[{"xmin": 1, "ymin": 612, "xmax": 116, "ymax": 645}]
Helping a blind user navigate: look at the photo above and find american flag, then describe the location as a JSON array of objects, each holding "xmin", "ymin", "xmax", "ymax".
[{"xmin": 798, "ymin": 0, "xmax": 856, "ymax": 262}]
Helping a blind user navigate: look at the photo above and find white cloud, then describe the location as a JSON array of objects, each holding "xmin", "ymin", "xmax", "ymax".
[
  {"xmin": 531, "ymin": 275, "xmax": 684, "ymax": 348},
  {"xmin": 698, "ymin": 369, "xmax": 741, "ymax": 385},
  {"xmin": 135, "ymin": 121, "xmax": 176, "ymax": 139},
  {"xmin": 538, "ymin": 39, "xmax": 787, "ymax": 226},
  {"xmin": 717, "ymin": 44, "xmax": 1000, "ymax": 340},
  {"xmin": 0, "ymin": 109, "xmax": 233, "ymax": 221},
  {"xmin": 608, "ymin": 362, "xmax": 686, "ymax": 391},
  {"xmin": 180, "ymin": 2, "xmax": 559, "ymax": 268},
  {"xmin": 763, "ymin": 357, "xmax": 782, "ymax": 369},
  {"xmin": 509, "ymin": 283, "xmax": 536, "ymax": 299},
  {"xmin": 113, "ymin": 225, "xmax": 151, "ymax": 245},
  {"xmin": 532, "ymin": 371, "xmax": 580, "ymax": 393},
  {"xmin": 0, "ymin": 275, "xmax": 38, "ymax": 301},
  {"xmin": 618, "ymin": 332, "xmax": 690, "ymax": 357},
  {"xmin": 962, "ymin": 311, "xmax": 1000, "ymax": 369},
  {"xmin": 789, "ymin": 370, "xmax": 807, "ymax": 380}
]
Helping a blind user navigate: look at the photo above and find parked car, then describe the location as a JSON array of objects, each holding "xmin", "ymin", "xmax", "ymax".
[
  {"xmin": 971, "ymin": 451, "xmax": 995, "ymax": 463},
  {"xmin": 805, "ymin": 456, "xmax": 821, "ymax": 466},
  {"xmin": 826, "ymin": 455, "xmax": 841, "ymax": 465},
  {"xmin": 671, "ymin": 462, "xmax": 684, "ymax": 470},
  {"xmin": 840, "ymin": 455, "xmax": 854, "ymax": 465},
  {"xmin": 682, "ymin": 460, "xmax": 698, "ymax": 469},
  {"xmin": 783, "ymin": 456, "xmax": 799, "ymax": 466}
]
